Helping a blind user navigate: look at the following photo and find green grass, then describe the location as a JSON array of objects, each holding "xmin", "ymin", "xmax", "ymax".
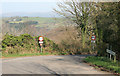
[
  {"xmin": 84, "ymin": 56, "xmax": 120, "ymax": 74},
  {"xmin": 2, "ymin": 52, "xmax": 57, "ymax": 58},
  {"xmin": 2, "ymin": 52, "xmax": 68, "ymax": 58},
  {"xmin": 21, "ymin": 17, "xmax": 65, "ymax": 28},
  {"xmin": 21, "ymin": 17, "xmax": 64, "ymax": 24}
]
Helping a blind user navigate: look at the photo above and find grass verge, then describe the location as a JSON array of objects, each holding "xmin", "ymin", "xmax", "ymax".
[
  {"xmin": 84, "ymin": 56, "xmax": 120, "ymax": 75},
  {"xmin": 2, "ymin": 52, "xmax": 59, "ymax": 58}
]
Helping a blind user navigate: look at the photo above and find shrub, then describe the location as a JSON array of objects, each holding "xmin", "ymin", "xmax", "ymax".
[
  {"xmin": 2, "ymin": 34, "xmax": 17, "ymax": 47},
  {"xmin": 2, "ymin": 34, "xmax": 61, "ymax": 55},
  {"xmin": 96, "ymin": 42, "xmax": 108, "ymax": 56}
]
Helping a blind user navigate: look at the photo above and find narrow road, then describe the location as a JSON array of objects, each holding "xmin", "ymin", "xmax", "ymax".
[{"xmin": 2, "ymin": 55, "xmax": 114, "ymax": 75}]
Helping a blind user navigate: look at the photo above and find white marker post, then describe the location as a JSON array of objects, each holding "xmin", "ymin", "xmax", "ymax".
[{"xmin": 38, "ymin": 36, "xmax": 44, "ymax": 53}]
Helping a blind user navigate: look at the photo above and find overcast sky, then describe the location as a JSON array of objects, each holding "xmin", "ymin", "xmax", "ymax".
[
  {"xmin": 1, "ymin": 0, "xmax": 119, "ymax": 16},
  {"xmin": 1, "ymin": 0, "xmax": 60, "ymax": 14},
  {"xmin": 2, "ymin": 2, "xmax": 58, "ymax": 14},
  {"xmin": 1, "ymin": 0, "xmax": 59, "ymax": 2}
]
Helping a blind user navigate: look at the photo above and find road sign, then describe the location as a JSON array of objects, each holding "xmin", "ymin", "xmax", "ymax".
[
  {"xmin": 39, "ymin": 36, "xmax": 44, "ymax": 41},
  {"xmin": 91, "ymin": 40, "xmax": 95, "ymax": 43},
  {"xmin": 91, "ymin": 35, "xmax": 96, "ymax": 40},
  {"xmin": 38, "ymin": 36, "xmax": 44, "ymax": 53},
  {"xmin": 39, "ymin": 41, "xmax": 43, "ymax": 44},
  {"xmin": 106, "ymin": 49, "xmax": 116, "ymax": 56},
  {"xmin": 106, "ymin": 49, "xmax": 116, "ymax": 62}
]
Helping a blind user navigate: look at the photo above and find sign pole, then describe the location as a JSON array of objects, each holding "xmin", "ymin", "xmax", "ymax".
[
  {"xmin": 110, "ymin": 54, "xmax": 111, "ymax": 60},
  {"xmin": 110, "ymin": 45, "xmax": 112, "ymax": 60},
  {"xmin": 114, "ymin": 55, "xmax": 116, "ymax": 62},
  {"xmin": 40, "ymin": 43, "xmax": 43, "ymax": 53},
  {"xmin": 107, "ymin": 44, "xmax": 109, "ymax": 58},
  {"xmin": 106, "ymin": 49, "xmax": 116, "ymax": 62},
  {"xmin": 38, "ymin": 36, "xmax": 44, "ymax": 53},
  {"xmin": 91, "ymin": 34, "xmax": 96, "ymax": 51},
  {"xmin": 41, "ymin": 45, "xmax": 42, "ymax": 53},
  {"xmin": 92, "ymin": 43, "xmax": 94, "ymax": 50}
]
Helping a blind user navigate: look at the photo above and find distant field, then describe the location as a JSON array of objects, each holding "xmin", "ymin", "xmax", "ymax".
[
  {"xmin": 3, "ymin": 17, "xmax": 66, "ymax": 29},
  {"xmin": 21, "ymin": 17, "xmax": 65, "ymax": 28},
  {"xmin": 2, "ymin": 17, "xmax": 70, "ymax": 37}
]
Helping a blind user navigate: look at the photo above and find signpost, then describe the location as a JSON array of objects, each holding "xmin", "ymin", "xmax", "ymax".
[
  {"xmin": 38, "ymin": 36, "xmax": 44, "ymax": 53},
  {"xmin": 91, "ymin": 35, "xmax": 96, "ymax": 41},
  {"xmin": 106, "ymin": 49, "xmax": 116, "ymax": 62},
  {"xmin": 91, "ymin": 35, "xmax": 96, "ymax": 50},
  {"xmin": 106, "ymin": 49, "xmax": 116, "ymax": 56}
]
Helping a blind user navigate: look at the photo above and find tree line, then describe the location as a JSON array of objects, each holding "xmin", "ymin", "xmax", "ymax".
[{"xmin": 54, "ymin": 1, "xmax": 120, "ymax": 60}]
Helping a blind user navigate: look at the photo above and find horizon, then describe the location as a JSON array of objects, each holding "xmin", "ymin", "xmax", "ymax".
[
  {"xmin": 1, "ymin": 0, "xmax": 119, "ymax": 17},
  {"xmin": 1, "ymin": 2, "xmax": 59, "ymax": 17}
]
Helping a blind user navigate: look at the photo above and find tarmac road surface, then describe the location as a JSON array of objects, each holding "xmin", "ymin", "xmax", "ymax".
[{"xmin": 2, "ymin": 55, "xmax": 114, "ymax": 75}]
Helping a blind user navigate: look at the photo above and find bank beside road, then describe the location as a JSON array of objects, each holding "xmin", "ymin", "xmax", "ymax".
[{"xmin": 84, "ymin": 56, "xmax": 120, "ymax": 75}]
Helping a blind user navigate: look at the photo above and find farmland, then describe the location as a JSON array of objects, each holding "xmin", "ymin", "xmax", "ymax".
[
  {"xmin": 2, "ymin": 17, "xmax": 70, "ymax": 37},
  {"xmin": 4, "ymin": 17, "xmax": 65, "ymax": 29}
]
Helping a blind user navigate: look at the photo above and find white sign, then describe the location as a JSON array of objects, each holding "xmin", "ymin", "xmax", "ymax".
[
  {"xmin": 106, "ymin": 49, "xmax": 116, "ymax": 56},
  {"xmin": 39, "ymin": 37, "xmax": 43, "ymax": 40},
  {"xmin": 91, "ymin": 40, "xmax": 95, "ymax": 43},
  {"xmin": 39, "ymin": 41, "xmax": 43, "ymax": 44}
]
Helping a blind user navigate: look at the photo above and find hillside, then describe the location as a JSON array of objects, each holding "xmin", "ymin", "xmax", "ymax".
[
  {"xmin": 2, "ymin": 17, "xmax": 68, "ymax": 36},
  {"xmin": 2, "ymin": 17, "xmax": 82, "ymax": 56}
]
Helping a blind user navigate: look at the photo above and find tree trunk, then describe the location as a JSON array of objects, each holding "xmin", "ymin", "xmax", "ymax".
[{"xmin": 82, "ymin": 27, "xmax": 86, "ymax": 48}]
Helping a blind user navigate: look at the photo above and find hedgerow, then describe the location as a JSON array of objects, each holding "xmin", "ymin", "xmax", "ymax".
[{"xmin": 2, "ymin": 33, "xmax": 60, "ymax": 55}]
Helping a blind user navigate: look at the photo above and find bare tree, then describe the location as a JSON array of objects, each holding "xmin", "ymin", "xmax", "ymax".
[{"xmin": 53, "ymin": 0, "xmax": 95, "ymax": 48}]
